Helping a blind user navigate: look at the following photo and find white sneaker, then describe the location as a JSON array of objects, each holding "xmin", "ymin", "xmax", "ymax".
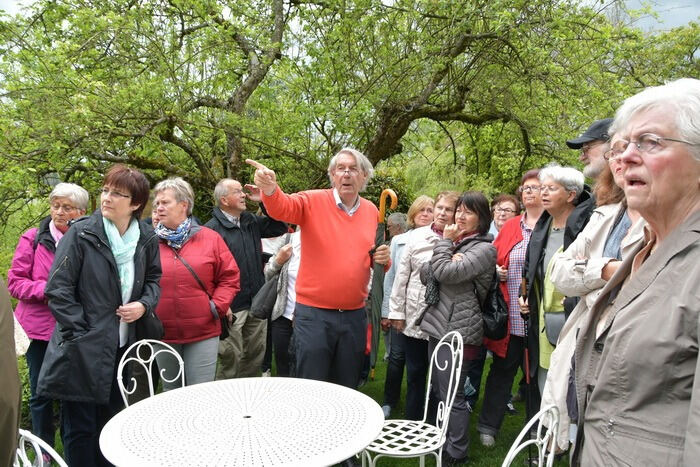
[
  {"xmin": 480, "ymin": 433, "xmax": 496, "ymax": 447},
  {"xmin": 262, "ymin": 370, "xmax": 271, "ymax": 377},
  {"xmin": 381, "ymin": 405, "xmax": 391, "ymax": 419}
]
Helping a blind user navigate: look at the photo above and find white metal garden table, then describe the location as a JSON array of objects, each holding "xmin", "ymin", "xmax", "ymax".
[{"xmin": 99, "ymin": 377, "xmax": 384, "ymax": 466}]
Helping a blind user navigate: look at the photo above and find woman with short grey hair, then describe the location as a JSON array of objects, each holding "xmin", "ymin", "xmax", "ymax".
[
  {"xmin": 152, "ymin": 177, "xmax": 240, "ymax": 389},
  {"xmin": 153, "ymin": 177, "xmax": 194, "ymax": 216},
  {"xmin": 573, "ymin": 78, "xmax": 700, "ymax": 465},
  {"xmin": 7, "ymin": 182, "xmax": 88, "ymax": 450},
  {"xmin": 519, "ymin": 163, "xmax": 584, "ymax": 397}
]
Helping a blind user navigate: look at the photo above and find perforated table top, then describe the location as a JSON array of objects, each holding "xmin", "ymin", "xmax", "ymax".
[{"xmin": 99, "ymin": 377, "xmax": 384, "ymax": 466}]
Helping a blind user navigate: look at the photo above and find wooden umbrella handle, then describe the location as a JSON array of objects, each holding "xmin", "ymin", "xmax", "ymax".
[{"xmin": 378, "ymin": 189, "xmax": 398, "ymax": 223}]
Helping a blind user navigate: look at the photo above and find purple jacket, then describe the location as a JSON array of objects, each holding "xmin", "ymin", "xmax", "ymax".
[{"xmin": 7, "ymin": 217, "xmax": 57, "ymax": 340}]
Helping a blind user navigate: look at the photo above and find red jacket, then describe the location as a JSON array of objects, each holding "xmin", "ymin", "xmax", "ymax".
[
  {"xmin": 156, "ymin": 226, "xmax": 240, "ymax": 344},
  {"xmin": 484, "ymin": 215, "xmax": 523, "ymax": 358}
]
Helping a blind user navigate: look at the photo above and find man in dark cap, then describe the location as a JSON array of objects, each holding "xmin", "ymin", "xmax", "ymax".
[{"xmin": 566, "ymin": 118, "xmax": 613, "ymax": 179}]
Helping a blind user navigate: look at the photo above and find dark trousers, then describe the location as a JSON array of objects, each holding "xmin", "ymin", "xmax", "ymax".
[
  {"xmin": 293, "ymin": 304, "xmax": 366, "ymax": 389},
  {"xmin": 427, "ymin": 337, "xmax": 476, "ymax": 461},
  {"xmin": 404, "ymin": 335, "xmax": 429, "ymax": 420},
  {"xmin": 465, "ymin": 345, "xmax": 486, "ymax": 407},
  {"xmin": 271, "ymin": 317, "xmax": 294, "ymax": 377},
  {"xmin": 262, "ymin": 317, "xmax": 273, "ymax": 372},
  {"xmin": 61, "ymin": 347, "xmax": 125, "ymax": 467},
  {"xmin": 26, "ymin": 339, "xmax": 60, "ymax": 447},
  {"xmin": 478, "ymin": 335, "xmax": 540, "ymax": 436},
  {"xmin": 383, "ymin": 327, "xmax": 406, "ymax": 408}
]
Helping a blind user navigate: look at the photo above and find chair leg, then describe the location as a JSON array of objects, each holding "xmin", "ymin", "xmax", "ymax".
[{"xmin": 420, "ymin": 454, "xmax": 426, "ymax": 467}]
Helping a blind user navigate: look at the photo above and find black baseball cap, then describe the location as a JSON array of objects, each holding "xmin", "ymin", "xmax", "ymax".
[{"xmin": 566, "ymin": 118, "xmax": 613, "ymax": 149}]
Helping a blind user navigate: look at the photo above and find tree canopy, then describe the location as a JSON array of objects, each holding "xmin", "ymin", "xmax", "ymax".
[{"xmin": 0, "ymin": 0, "xmax": 697, "ymax": 232}]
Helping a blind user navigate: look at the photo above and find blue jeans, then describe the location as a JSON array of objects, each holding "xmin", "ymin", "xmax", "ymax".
[
  {"xmin": 465, "ymin": 346, "xmax": 486, "ymax": 407},
  {"xmin": 383, "ymin": 327, "xmax": 406, "ymax": 408},
  {"xmin": 26, "ymin": 339, "xmax": 60, "ymax": 447}
]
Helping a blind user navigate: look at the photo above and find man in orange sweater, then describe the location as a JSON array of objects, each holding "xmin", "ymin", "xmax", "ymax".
[{"xmin": 247, "ymin": 149, "xmax": 389, "ymax": 390}]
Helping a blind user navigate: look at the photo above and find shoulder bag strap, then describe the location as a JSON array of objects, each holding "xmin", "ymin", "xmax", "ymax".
[{"xmin": 171, "ymin": 248, "xmax": 218, "ymax": 320}]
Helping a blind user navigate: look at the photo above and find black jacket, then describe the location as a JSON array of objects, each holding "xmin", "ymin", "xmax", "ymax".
[
  {"xmin": 35, "ymin": 215, "xmax": 57, "ymax": 253},
  {"xmin": 205, "ymin": 207, "xmax": 287, "ymax": 312},
  {"xmin": 522, "ymin": 187, "xmax": 593, "ymax": 380},
  {"xmin": 37, "ymin": 210, "xmax": 161, "ymax": 404}
]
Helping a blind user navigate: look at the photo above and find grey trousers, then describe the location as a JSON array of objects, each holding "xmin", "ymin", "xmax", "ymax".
[
  {"xmin": 157, "ymin": 336, "xmax": 219, "ymax": 390},
  {"xmin": 217, "ymin": 309, "xmax": 267, "ymax": 379}
]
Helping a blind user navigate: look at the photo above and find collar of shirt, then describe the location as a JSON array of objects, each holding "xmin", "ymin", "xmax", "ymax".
[
  {"xmin": 631, "ymin": 224, "xmax": 656, "ymax": 275},
  {"xmin": 333, "ymin": 188, "xmax": 361, "ymax": 216},
  {"xmin": 221, "ymin": 209, "xmax": 240, "ymax": 227},
  {"xmin": 520, "ymin": 215, "xmax": 533, "ymax": 233}
]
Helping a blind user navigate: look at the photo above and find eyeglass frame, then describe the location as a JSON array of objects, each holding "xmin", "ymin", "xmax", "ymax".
[
  {"xmin": 494, "ymin": 207, "xmax": 517, "ymax": 214},
  {"xmin": 604, "ymin": 133, "xmax": 698, "ymax": 161},
  {"xmin": 334, "ymin": 166, "xmax": 361, "ymax": 176},
  {"xmin": 518, "ymin": 185, "xmax": 541, "ymax": 194},
  {"xmin": 50, "ymin": 203, "xmax": 78, "ymax": 213},
  {"xmin": 101, "ymin": 187, "xmax": 132, "ymax": 199}
]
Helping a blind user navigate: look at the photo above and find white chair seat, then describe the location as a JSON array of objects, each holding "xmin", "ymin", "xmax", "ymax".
[
  {"xmin": 367, "ymin": 419, "xmax": 443, "ymax": 457},
  {"xmin": 362, "ymin": 331, "xmax": 464, "ymax": 467}
]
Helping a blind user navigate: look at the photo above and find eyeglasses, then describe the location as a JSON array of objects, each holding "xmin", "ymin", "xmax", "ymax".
[
  {"xmin": 101, "ymin": 187, "xmax": 131, "ymax": 199},
  {"xmin": 604, "ymin": 133, "xmax": 698, "ymax": 161},
  {"xmin": 335, "ymin": 166, "xmax": 360, "ymax": 176},
  {"xmin": 539, "ymin": 185, "xmax": 562, "ymax": 193},
  {"xmin": 228, "ymin": 189, "xmax": 244, "ymax": 196},
  {"xmin": 494, "ymin": 207, "xmax": 517, "ymax": 214},
  {"xmin": 518, "ymin": 185, "xmax": 541, "ymax": 193},
  {"xmin": 51, "ymin": 203, "xmax": 77, "ymax": 213}
]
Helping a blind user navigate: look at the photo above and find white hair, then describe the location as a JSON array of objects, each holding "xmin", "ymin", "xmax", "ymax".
[
  {"xmin": 539, "ymin": 163, "xmax": 585, "ymax": 199},
  {"xmin": 327, "ymin": 147, "xmax": 375, "ymax": 191},
  {"xmin": 153, "ymin": 177, "xmax": 195, "ymax": 215},
  {"xmin": 609, "ymin": 78, "xmax": 700, "ymax": 161},
  {"xmin": 49, "ymin": 183, "xmax": 89, "ymax": 211}
]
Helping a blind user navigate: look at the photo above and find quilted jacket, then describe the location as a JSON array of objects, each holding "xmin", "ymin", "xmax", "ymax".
[{"xmin": 419, "ymin": 234, "xmax": 496, "ymax": 345}]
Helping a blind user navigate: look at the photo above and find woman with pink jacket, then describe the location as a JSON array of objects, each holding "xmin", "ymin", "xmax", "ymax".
[{"xmin": 7, "ymin": 182, "xmax": 88, "ymax": 449}]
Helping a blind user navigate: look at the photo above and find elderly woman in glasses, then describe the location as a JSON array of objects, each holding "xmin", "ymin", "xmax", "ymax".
[
  {"xmin": 519, "ymin": 164, "xmax": 585, "ymax": 399},
  {"xmin": 573, "ymin": 78, "xmax": 700, "ymax": 465},
  {"xmin": 152, "ymin": 177, "xmax": 240, "ymax": 389},
  {"xmin": 542, "ymin": 137, "xmax": 647, "ymax": 451},
  {"xmin": 7, "ymin": 183, "xmax": 88, "ymax": 450},
  {"xmin": 37, "ymin": 165, "xmax": 162, "ymax": 466}
]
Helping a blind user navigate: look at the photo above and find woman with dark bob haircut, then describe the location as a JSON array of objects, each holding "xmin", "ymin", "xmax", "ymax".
[
  {"xmin": 37, "ymin": 165, "xmax": 161, "ymax": 466},
  {"xmin": 418, "ymin": 190, "xmax": 496, "ymax": 464}
]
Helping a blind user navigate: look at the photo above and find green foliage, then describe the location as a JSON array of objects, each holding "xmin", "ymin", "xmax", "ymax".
[{"xmin": 0, "ymin": 0, "xmax": 697, "ymax": 273}]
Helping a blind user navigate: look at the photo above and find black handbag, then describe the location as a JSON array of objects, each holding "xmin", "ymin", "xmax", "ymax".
[
  {"xmin": 476, "ymin": 269, "xmax": 508, "ymax": 340},
  {"xmin": 135, "ymin": 308, "xmax": 164, "ymax": 340},
  {"xmin": 250, "ymin": 276, "xmax": 279, "ymax": 320}
]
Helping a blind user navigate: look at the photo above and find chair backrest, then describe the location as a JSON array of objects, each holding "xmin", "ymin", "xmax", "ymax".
[
  {"xmin": 421, "ymin": 331, "xmax": 464, "ymax": 442},
  {"xmin": 15, "ymin": 429, "xmax": 68, "ymax": 467},
  {"xmin": 502, "ymin": 404, "xmax": 560, "ymax": 467},
  {"xmin": 117, "ymin": 339, "xmax": 185, "ymax": 407}
]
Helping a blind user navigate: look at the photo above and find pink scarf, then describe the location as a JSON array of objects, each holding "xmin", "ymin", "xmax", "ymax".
[{"xmin": 49, "ymin": 220, "xmax": 65, "ymax": 245}]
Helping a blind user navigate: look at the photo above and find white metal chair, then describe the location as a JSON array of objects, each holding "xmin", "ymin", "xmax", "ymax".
[
  {"xmin": 14, "ymin": 428, "xmax": 68, "ymax": 467},
  {"xmin": 502, "ymin": 404, "xmax": 560, "ymax": 467},
  {"xmin": 362, "ymin": 331, "xmax": 463, "ymax": 467},
  {"xmin": 117, "ymin": 338, "xmax": 185, "ymax": 407}
]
